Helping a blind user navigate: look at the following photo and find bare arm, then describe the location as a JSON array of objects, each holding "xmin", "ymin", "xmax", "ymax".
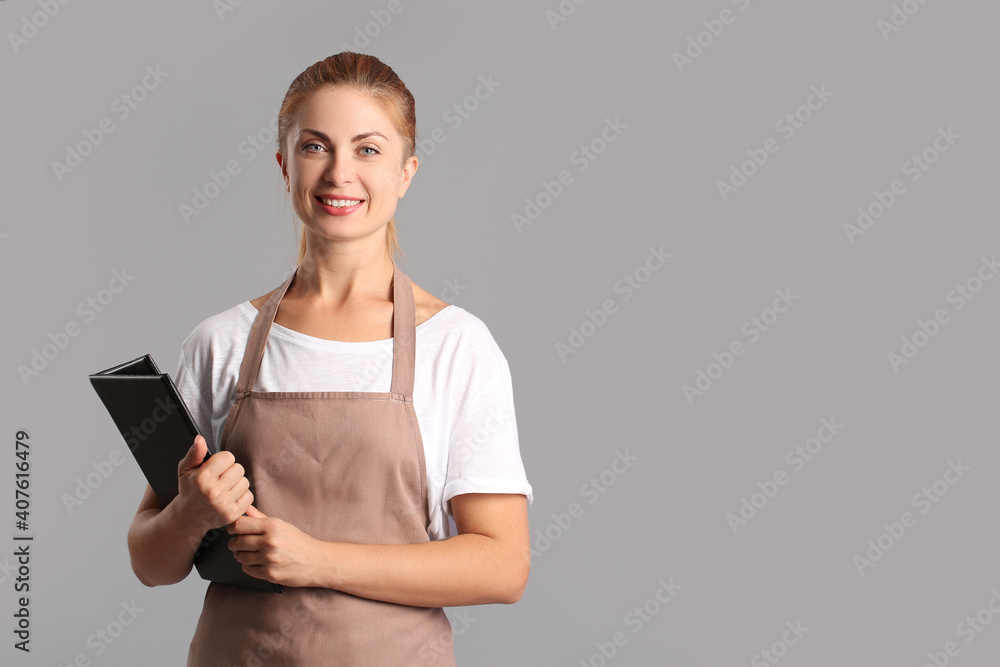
[
  {"xmin": 127, "ymin": 484, "xmax": 200, "ymax": 586},
  {"xmin": 228, "ymin": 492, "xmax": 531, "ymax": 607}
]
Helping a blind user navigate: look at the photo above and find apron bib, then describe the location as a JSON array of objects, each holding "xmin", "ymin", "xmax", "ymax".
[{"xmin": 187, "ymin": 262, "xmax": 456, "ymax": 666}]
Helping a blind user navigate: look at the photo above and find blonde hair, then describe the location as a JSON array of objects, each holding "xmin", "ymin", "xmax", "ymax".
[{"xmin": 275, "ymin": 52, "xmax": 416, "ymax": 265}]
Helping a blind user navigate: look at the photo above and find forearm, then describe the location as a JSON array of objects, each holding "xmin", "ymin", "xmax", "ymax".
[
  {"xmin": 315, "ymin": 533, "xmax": 529, "ymax": 608},
  {"xmin": 127, "ymin": 503, "xmax": 207, "ymax": 587}
]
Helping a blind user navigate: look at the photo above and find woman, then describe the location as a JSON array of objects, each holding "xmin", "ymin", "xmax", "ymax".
[{"xmin": 127, "ymin": 52, "xmax": 533, "ymax": 665}]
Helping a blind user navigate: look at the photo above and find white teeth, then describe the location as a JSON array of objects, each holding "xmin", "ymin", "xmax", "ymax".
[{"xmin": 321, "ymin": 197, "xmax": 361, "ymax": 207}]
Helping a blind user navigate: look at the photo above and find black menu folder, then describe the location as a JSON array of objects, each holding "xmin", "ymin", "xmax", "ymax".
[{"xmin": 89, "ymin": 354, "xmax": 283, "ymax": 593}]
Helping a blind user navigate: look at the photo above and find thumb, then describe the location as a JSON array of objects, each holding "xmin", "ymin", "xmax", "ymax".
[
  {"xmin": 178, "ymin": 435, "xmax": 208, "ymax": 476},
  {"xmin": 245, "ymin": 505, "xmax": 267, "ymax": 518}
]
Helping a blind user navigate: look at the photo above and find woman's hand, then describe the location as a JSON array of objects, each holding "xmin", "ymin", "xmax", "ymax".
[
  {"xmin": 227, "ymin": 505, "xmax": 324, "ymax": 588},
  {"xmin": 127, "ymin": 436, "xmax": 254, "ymax": 588},
  {"xmin": 171, "ymin": 435, "xmax": 253, "ymax": 536}
]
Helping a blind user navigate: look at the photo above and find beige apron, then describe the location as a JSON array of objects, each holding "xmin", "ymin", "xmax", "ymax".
[{"xmin": 187, "ymin": 262, "xmax": 456, "ymax": 666}]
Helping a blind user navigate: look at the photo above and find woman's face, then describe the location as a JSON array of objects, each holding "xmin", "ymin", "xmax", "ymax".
[{"xmin": 277, "ymin": 85, "xmax": 417, "ymax": 249}]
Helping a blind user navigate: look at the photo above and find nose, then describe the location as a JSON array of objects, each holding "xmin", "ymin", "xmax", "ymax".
[{"xmin": 324, "ymin": 148, "xmax": 354, "ymax": 185}]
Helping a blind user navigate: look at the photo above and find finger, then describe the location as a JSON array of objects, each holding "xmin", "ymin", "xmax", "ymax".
[
  {"xmin": 242, "ymin": 563, "xmax": 269, "ymax": 580},
  {"xmin": 177, "ymin": 435, "xmax": 208, "ymax": 476},
  {"xmin": 212, "ymin": 482, "xmax": 250, "ymax": 521},
  {"xmin": 234, "ymin": 489, "xmax": 254, "ymax": 513},
  {"xmin": 241, "ymin": 553, "xmax": 266, "ymax": 567},
  {"xmin": 245, "ymin": 504, "xmax": 267, "ymax": 518},
  {"xmin": 231, "ymin": 543, "xmax": 264, "ymax": 562},
  {"xmin": 223, "ymin": 470, "xmax": 250, "ymax": 497},
  {"xmin": 197, "ymin": 449, "xmax": 236, "ymax": 478},
  {"xmin": 211, "ymin": 457, "xmax": 244, "ymax": 487},
  {"xmin": 228, "ymin": 535, "xmax": 254, "ymax": 553},
  {"xmin": 197, "ymin": 460, "xmax": 245, "ymax": 501},
  {"xmin": 227, "ymin": 515, "xmax": 265, "ymax": 535}
]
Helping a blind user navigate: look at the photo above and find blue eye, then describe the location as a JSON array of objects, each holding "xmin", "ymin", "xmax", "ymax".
[{"xmin": 301, "ymin": 142, "xmax": 379, "ymax": 156}]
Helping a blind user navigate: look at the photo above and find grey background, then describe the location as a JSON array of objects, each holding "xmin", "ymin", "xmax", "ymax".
[{"xmin": 3, "ymin": 0, "xmax": 999, "ymax": 664}]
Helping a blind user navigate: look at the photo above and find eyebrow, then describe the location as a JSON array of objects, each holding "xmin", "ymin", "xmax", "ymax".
[{"xmin": 299, "ymin": 128, "xmax": 389, "ymax": 143}]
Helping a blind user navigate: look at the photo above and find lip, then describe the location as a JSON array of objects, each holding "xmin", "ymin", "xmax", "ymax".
[{"xmin": 315, "ymin": 194, "xmax": 365, "ymax": 216}]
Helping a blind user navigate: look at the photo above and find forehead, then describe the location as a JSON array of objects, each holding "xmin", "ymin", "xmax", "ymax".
[{"xmin": 294, "ymin": 85, "xmax": 398, "ymax": 139}]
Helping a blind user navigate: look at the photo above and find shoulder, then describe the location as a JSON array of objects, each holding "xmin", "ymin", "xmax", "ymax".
[
  {"xmin": 183, "ymin": 301, "xmax": 253, "ymax": 341},
  {"xmin": 179, "ymin": 301, "xmax": 254, "ymax": 365},
  {"xmin": 410, "ymin": 281, "xmax": 451, "ymax": 328},
  {"xmin": 422, "ymin": 302, "xmax": 511, "ymax": 380}
]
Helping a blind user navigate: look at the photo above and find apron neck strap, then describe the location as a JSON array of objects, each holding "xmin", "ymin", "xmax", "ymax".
[{"xmin": 234, "ymin": 261, "xmax": 416, "ymax": 397}]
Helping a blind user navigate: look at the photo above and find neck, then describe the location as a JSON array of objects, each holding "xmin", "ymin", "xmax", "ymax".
[{"xmin": 293, "ymin": 244, "xmax": 395, "ymax": 308}]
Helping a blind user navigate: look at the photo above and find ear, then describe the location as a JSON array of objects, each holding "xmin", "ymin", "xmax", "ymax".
[
  {"xmin": 276, "ymin": 151, "xmax": 289, "ymax": 192},
  {"xmin": 398, "ymin": 154, "xmax": 418, "ymax": 199}
]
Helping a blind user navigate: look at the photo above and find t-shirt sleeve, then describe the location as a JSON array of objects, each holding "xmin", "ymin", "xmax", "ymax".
[
  {"xmin": 173, "ymin": 340, "xmax": 217, "ymax": 454},
  {"xmin": 442, "ymin": 328, "xmax": 533, "ymax": 516}
]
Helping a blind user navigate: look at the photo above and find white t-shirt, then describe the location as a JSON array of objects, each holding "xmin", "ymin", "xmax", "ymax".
[{"xmin": 173, "ymin": 300, "xmax": 533, "ymax": 542}]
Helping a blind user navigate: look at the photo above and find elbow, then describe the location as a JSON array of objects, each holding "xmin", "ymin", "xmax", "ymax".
[
  {"xmin": 500, "ymin": 582, "xmax": 526, "ymax": 605},
  {"xmin": 129, "ymin": 559, "xmax": 187, "ymax": 588},
  {"xmin": 127, "ymin": 530, "xmax": 187, "ymax": 588},
  {"xmin": 129, "ymin": 547, "xmax": 193, "ymax": 587},
  {"xmin": 498, "ymin": 575, "xmax": 528, "ymax": 604},
  {"xmin": 133, "ymin": 570, "xmax": 158, "ymax": 588},
  {"xmin": 127, "ymin": 530, "xmax": 158, "ymax": 588},
  {"xmin": 498, "ymin": 548, "xmax": 530, "ymax": 604},
  {"xmin": 128, "ymin": 556, "xmax": 157, "ymax": 588},
  {"xmin": 128, "ymin": 551, "xmax": 165, "ymax": 588}
]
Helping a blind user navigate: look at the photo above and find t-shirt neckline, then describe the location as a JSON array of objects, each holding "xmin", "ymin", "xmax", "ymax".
[{"xmin": 239, "ymin": 301, "xmax": 455, "ymax": 350}]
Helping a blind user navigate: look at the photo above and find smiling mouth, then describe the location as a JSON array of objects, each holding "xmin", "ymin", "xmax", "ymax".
[{"xmin": 316, "ymin": 196, "xmax": 364, "ymax": 208}]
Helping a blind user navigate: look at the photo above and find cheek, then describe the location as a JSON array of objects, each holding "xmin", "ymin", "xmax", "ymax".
[{"xmin": 371, "ymin": 174, "xmax": 403, "ymax": 201}]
